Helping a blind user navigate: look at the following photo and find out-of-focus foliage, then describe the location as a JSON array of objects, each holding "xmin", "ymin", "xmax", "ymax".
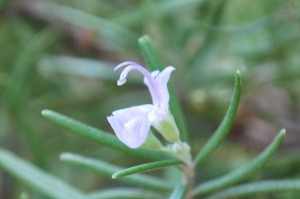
[{"xmin": 0, "ymin": 0, "xmax": 300, "ymax": 198}]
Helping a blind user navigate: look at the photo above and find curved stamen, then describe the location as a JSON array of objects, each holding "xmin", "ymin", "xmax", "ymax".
[
  {"xmin": 114, "ymin": 61, "xmax": 161, "ymax": 105},
  {"xmin": 117, "ymin": 65, "xmax": 135, "ymax": 86}
]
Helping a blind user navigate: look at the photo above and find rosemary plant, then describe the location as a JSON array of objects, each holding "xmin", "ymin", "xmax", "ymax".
[{"xmin": 0, "ymin": 36, "xmax": 297, "ymax": 199}]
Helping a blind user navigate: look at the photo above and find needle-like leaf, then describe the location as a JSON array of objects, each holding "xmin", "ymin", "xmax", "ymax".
[
  {"xmin": 38, "ymin": 56, "xmax": 118, "ymax": 81},
  {"xmin": 193, "ymin": 130, "xmax": 285, "ymax": 196},
  {"xmin": 168, "ymin": 184, "xmax": 188, "ymax": 199},
  {"xmin": 60, "ymin": 153, "xmax": 173, "ymax": 192},
  {"xmin": 205, "ymin": 179, "xmax": 300, "ymax": 199},
  {"xmin": 86, "ymin": 188, "xmax": 164, "ymax": 199},
  {"xmin": 138, "ymin": 35, "xmax": 188, "ymax": 141},
  {"xmin": 29, "ymin": 2, "xmax": 137, "ymax": 47},
  {"xmin": 0, "ymin": 149, "xmax": 84, "ymax": 199},
  {"xmin": 42, "ymin": 110, "xmax": 174, "ymax": 161},
  {"xmin": 194, "ymin": 70, "xmax": 241, "ymax": 167},
  {"xmin": 8, "ymin": 29, "xmax": 56, "ymax": 169},
  {"xmin": 112, "ymin": 159, "xmax": 182, "ymax": 179},
  {"xmin": 138, "ymin": 35, "xmax": 164, "ymax": 71}
]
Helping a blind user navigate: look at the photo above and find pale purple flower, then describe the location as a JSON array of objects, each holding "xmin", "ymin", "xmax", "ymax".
[{"xmin": 107, "ymin": 62, "xmax": 175, "ymax": 148}]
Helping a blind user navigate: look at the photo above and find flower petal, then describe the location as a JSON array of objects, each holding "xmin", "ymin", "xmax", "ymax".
[
  {"xmin": 109, "ymin": 62, "xmax": 176, "ymax": 148},
  {"xmin": 107, "ymin": 105, "xmax": 153, "ymax": 148},
  {"xmin": 153, "ymin": 66, "xmax": 175, "ymax": 106}
]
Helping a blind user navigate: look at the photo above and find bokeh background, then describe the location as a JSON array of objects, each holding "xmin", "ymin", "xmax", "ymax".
[{"xmin": 1, "ymin": 0, "xmax": 300, "ymax": 198}]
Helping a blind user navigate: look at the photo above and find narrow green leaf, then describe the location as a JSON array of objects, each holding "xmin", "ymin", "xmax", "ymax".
[
  {"xmin": 112, "ymin": 159, "xmax": 182, "ymax": 179},
  {"xmin": 0, "ymin": 149, "xmax": 84, "ymax": 199},
  {"xmin": 32, "ymin": 2, "xmax": 137, "ymax": 47},
  {"xmin": 188, "ymin": 0, "xmax": 227, "ymax": 70},
  {"xmin": 206, "ymin": 180, "xmax": 300, "ymax": 199},
  {"xmin": 38, "ymin": 56, "xmax": 118, "ymax": 81},
  {"xmin": 164, "ymin": 167, "xmax": 184, "ymax": 187},
  {"xmin": 194, "ymin": 70, "xmax": 241, "ymax": 167},
  {"xmin": 112, "ymin": 0, "xmax": 208, "ymax": 26},
  {"xmin": 138, "ymin": 35, "xmax": 188, "ymax": 141},
  {"xmin": 193, "ymin": 130, "xmax": 286, "ymax": 196},
  {"xmin": 41, "ymin": 109, "xmax": 174, "ymax": 161},
  {"xmin": 87, "ymin": 188, "xmax": 164, "ymax": 199},
  {"xmin": 138, "ymin": 35, "xmax": 164, "ymax": 71},
  {"xmin": 168, "ymin": 184, "xmax": 188, "ymax": 199},
  {"xmin": 60, "ymin": 153, "xmax": 173, "ymax": 192},
  {"xmin": 8, "ymin": 28, "xmax": 56, "ymax": 169}
]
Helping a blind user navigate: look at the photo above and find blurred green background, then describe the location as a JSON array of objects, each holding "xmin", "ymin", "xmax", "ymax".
[{"xmin": 1, "ymin": 0, "xmax": 300, "ymax": 198}]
